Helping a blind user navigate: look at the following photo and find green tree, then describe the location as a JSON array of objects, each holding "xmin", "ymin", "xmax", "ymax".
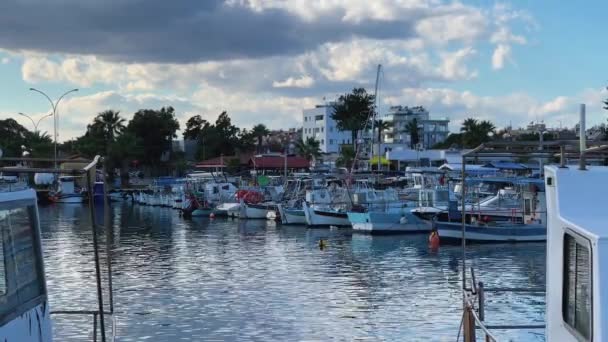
[
  {"xmin": 251, "ymin": 124, "xmax": 270, "ymax": 153},
  {"xmin": 405, "ymin": 118, "xmax": 420, "ymax": 148},
  {"xmin": 336, "ymin": 145, "xmax": 356, "ymax": 169},
  {"xmin": 237, "ymin": 129, "xmax": 256, "ymax": 154},
  {"xmin": 183, "ymin": 115, "xmax": 208, "ymax": 140},
  {"xmin": 127, "ymin": 107, "xmax": 180, "ymax": 168},
  {"xmin": 460, "ymin": 118, "xmax": 495, "ymax": 148},
  {"xmin": 24, "ymin": 131, "xmax": 53, "ymax": 158},
  {"xmin": 332, "ymin": 88, "xmax": 375, "ymax": 147},
  {"xmin": 0, "ymin": 118, "xmax": 30, "ymax": 157},
  {"xmin": 92, "ymin": 110, "xmax": 125, "ymax": 156},
  {"xmin": 295, "ymin": 137, "xmax": 321, "ymax": 161}
]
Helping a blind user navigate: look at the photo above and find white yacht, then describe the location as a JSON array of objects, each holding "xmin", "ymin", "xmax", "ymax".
[
  {"xmin": 0, "ymin": 185, "xmax": 52, "ymax": 341},
  {"xmin": 544, "ymin": 165, "xmax": 603, "ymax": 341}
]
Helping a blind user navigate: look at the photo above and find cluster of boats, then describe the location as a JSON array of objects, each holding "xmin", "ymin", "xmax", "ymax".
[{"xmin": 124, "ymin": 170, "xmax": 548, "ymax": 243}]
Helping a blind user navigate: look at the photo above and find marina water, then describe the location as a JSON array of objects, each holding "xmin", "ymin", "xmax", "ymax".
[{"xmin": 41, "ymin": 203, "xmax": 545, "ymax": 341}]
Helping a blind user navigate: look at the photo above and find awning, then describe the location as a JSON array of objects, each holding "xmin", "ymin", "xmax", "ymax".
[{"xmin": 369, "ymin": 156, "xmax": 390, "ymax": 165}]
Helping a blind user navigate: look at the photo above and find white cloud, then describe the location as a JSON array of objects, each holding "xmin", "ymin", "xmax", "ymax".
[
  {"xmin": 491, "ymin": 44, "xmax": 511, "ymax": 70},
  {"xmin": 272, "ymin": 75, "xmax": 314, "ymax": 88},
  {"xmin": 1, "ymin": 57, "xmax": 9, "ymax": 64},
  {"xmin": 438, "ymin": 47, "xmax": 477, "ymax": 80},
  {"xmin": 384, "ymin": 87, "xmax": 608, "ymax": 131}
]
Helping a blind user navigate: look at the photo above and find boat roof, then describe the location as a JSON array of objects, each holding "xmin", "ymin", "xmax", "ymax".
[
  {"xmin": 0, "ymin": 187, "xmax": 36, "ymax": 204},
  {"xmin": 548, "ymin": 165, "xmax": 608, "ymax": 239}
]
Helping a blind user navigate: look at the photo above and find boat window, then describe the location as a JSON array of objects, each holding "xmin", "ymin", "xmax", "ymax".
[
  {"xmin": 524, "ymin": 198, "xmax": 532, "ymax": 215},
  {"xmin": 562, "ymin": 233, "xmax": 592, "ymax": 340}
]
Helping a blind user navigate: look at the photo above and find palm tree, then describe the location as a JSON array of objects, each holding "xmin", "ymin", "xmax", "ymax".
[
  {"xmin": 336, "ymin": 145, "xmax": 356, "ymax": 170},
  {"xmin": 251, "ymin": 124, "xmax": 270, "ymax": 153},
  {"xmin": 459, "ymin": 117, "xmax": 495, "ymax": 147},
  {"xmin": 93, "ymin": 110, "xmax": 125, "ymax": 156},
  {"xmin": 295, "ymin": 137, "xmax": 321, "ymax": 162},
  {"xmin": 404, "ymin": 118, "xmax": 420, "ymax": 148},
  {"xmin": 374, "ymin": 119, "xmax": 393, "ymax": 144},
  {"xmin": 93, "ymin": 110, "xmax": 125, "ymax": 142}
]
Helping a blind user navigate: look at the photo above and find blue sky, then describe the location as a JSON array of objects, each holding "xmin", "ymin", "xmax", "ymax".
[{"xmin": 0, "ymin": 0, "xmax": 606, "ymax": 141}]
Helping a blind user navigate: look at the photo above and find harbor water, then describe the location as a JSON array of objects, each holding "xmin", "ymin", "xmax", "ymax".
[{"xmin": 41, "ymin": 203, "xmax": 546, "ymax": 341}]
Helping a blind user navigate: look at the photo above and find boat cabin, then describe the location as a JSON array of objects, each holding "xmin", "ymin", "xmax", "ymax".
[
  {"xmin": 545, "ymin": 165, "xmax": 607, "ymax": 341},
  {"xmin": 0, "ymin": 187, "xmax": 51, "ymax": 341}
]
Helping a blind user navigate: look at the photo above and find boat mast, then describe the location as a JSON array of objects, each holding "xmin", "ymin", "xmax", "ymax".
[{"xmin": 370, "ymin": 64, "xmax": 382, "ymax": 173}]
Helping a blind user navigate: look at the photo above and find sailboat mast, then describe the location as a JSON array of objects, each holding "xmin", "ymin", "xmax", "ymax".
[{"xmin": 371, "ymin": 64, "xmax": 382, "ymax": 172}]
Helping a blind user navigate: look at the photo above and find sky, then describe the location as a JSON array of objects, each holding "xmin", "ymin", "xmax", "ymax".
[{"xmin": 0, "ymin": 0, "xmax": 607, "ymax": 141}]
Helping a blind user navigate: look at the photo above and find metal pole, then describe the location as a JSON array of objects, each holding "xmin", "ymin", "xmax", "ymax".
[
  {"xmin": 579, "ymin": 104, "xmax": 587, "ymax": 170},
  {"xmin": 461, "ymin": 154, "xmax": 467, "ymax": 296},
  {"xmin": 18, "ymin": 113, "xmax": 36, "ymax": 132},
  {"xmin": 29, "ymin": 88, "xmax": 78, "ymax": 168},
  {"xmin": 86, "ymin": 170, "xmax": 107, "ymax": 342},
  {"xmin": 101, "ymin": 161, "xmax": 114, "ymax": 314}
]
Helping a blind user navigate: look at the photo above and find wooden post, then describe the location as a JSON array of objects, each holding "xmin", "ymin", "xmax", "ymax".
[
  {"xmin": 478, "ymin": 281, "xmax": 485, "ymax": 322},
  {"xmin": 463, "ymin": 305, "xmax": 477, "ymax": 342}
]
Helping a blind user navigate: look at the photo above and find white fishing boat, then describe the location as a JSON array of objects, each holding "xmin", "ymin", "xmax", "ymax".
[
  {"xmin": 302, "ymin": 201, "xmax": 350, "ymax": 226},
  {"xmin": 51, "ymin": 176, "xmax": 83, "ymax": 203},
  {"xmin": 239, "ymin": 201, "xmax": 277, "ymax": 219},
  {"xmin": 277, "ymin": 203, "xmax": 307, "ymax": 225},
  {"xmin": 213, "ymin": 202, "xmax": 241, "ymax": 217}
]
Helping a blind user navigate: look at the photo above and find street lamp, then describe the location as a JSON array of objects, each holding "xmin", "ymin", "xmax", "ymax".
[
  {"xmin": 18, "ymin": 112, "xmax": 53, "ymax": 133},
  {"xmin": 29, "ymin": 88, "xmax": 79, "ymax": 167}
]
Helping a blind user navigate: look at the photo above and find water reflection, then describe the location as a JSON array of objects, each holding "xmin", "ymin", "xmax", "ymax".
[{"xmin": 39, "ymin": 204, "xmax": 545, "ymax": 341}]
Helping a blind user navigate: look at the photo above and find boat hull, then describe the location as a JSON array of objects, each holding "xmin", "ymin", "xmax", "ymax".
[
  {"xmin": 277, "ymin": 204, "xmax": 307, "ymax": 225},
  {"xmin": 348, "ymin": 211, "xmax": 432, "ymax": 234},
  {"xmin": 436, "ymin": 222, "xmax": 546, "ymax": 243},
  {"xmin": 54, "ymin": 194, "xmax": 83, "ymax": 203},
  {"xmin": 214, "ymin": 202, "xmax": 241, "ymax": 217},
  {"xmin": 240, "ymin": 203, "xmax": 276, "ymax": 219},
  {"xmin": 303, "ymin": 202, "xmax": 350, "ymax": 227}
]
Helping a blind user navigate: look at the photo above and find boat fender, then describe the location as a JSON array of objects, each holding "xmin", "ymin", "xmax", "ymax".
[
  {"xmin": 209, "ymin": 213, "xmax": 216, "ymax": 219},
  {"xmin": 399, "ymin": 216, "xmax": 408, "ymax": 224},
  {"xmin": 429, "ymin": 230, "xmax": 440, "ymax": 248},
  {"xmin": 318, "ymin": 239, "xmax": 328, "ymax": 250}
]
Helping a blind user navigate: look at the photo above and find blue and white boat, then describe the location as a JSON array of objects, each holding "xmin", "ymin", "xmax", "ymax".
[
  {"xmin": 277, "ymin": 203, "xmax": 307, "ymax": 225},
  {"xmin": 347, "ymin": 210, "xmax": 431, "ymax": 234},
  {"xmin": 435, "ymin": 221, "xmax": 546, "ymax": 243}
]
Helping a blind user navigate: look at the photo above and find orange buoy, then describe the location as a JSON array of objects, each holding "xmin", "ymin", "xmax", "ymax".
[{"xmin": 429, "ymin": 229, "xmax": 440, "ymax": 249}]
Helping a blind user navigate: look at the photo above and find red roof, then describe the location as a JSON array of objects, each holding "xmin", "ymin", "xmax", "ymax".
[
  {"xmin": 195, "ymin": 153, "xmax": 253, "ymax": 168},
  {"xmin": 249, "ymin": 155, "xmax": 309, "ymax": 169}
]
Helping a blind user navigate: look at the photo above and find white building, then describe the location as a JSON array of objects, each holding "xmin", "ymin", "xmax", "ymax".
[
  {"xmin": 302, "ymin": 103, "xmax": 352, "ymax": 153},
  {"xmin": 383, "ymin": 105, "xmax": 449, "ymax": 149}
]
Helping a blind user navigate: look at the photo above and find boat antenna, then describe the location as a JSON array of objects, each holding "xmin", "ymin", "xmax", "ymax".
[{"xmin": 579, "ymin": 104, "xmax": 587, "ymax": 170}]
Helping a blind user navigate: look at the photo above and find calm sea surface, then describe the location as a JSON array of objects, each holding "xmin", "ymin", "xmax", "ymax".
[{"xmin": 39, "ymin": 203, "xmax": 546, "ymax": 341}]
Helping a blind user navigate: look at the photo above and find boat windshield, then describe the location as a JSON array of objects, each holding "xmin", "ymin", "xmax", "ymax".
[{"xmin": 0, "ymin": 201, "xmax": 46, "ymax": 320}]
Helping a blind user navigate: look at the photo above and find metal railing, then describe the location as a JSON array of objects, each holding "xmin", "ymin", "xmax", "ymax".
[{"xmin": 460, "ymin": 268, "xmax": 545, "ymax": 342}]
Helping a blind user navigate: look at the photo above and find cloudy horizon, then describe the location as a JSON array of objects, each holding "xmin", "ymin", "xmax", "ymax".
[{"xmin": 1, "ymin": 0, "xmax": 607, "ymax": 141}]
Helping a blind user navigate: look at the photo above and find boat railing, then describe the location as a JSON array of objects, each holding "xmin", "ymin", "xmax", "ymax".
[
  {"xmin": 460, "ymin": 267, "xmax": 545, "ymax": 342},
  {"xmin": 0, "ymin": 156, "xmax": 115, "ymax": 342}
]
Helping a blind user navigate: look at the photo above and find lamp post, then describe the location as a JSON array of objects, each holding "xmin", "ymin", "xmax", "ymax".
[
  {"xmin": 18, "ymin": 112, "xmax": 53, "ymax": 133},
  {"xmin": 29, "ymin": 88, "xmax": 79, "ymax": 168}
]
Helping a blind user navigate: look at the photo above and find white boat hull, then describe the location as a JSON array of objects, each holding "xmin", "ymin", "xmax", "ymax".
[
  {"xmin": 303, "ymin": 202, "xmax": 350, "ymax": 227},
  {"xmin": 240, "ymin": 203, "xmax": 275, "ymax": 219},
  {"xmin": 277, "ymin": 204, "xmax": 307, "ymax": 225}
]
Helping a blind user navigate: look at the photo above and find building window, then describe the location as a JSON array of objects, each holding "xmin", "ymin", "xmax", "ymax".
[
  {"xmin": 321, "ymin": 127, "xmax": 324, "ymax": 133},
  {"xmin": 563, "ymin": 233, "xmax": 592, "ymax": 340},
  {"xmin": 315, "ymin": 128, "xmax": 319, "ymax": 133},
  {"xmin": 315, "ymin": 115, "xmax": 324, "ymax": 121},
  {"xmin": 321, "ymin": 139, "xmax": 324, "ymax": 144},
  {"xmin": 304, "ymin": 117, "xmax": 307, "ymax": 122},
  {"xmin": 330, "ymin": 126, "xmax": 334, "ymax": 132},
  {"xmin": 329, "ymin": 139, "xmax": 333, "ymax": 145}
]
